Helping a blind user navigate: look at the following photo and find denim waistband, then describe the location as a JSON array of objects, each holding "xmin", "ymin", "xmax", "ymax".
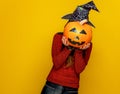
[
  {"xmin": 46, "ymin": 81, "xmax": 78, "ymax": 91},
  {"xmin": 46, "ymin": 81, "xmax": 62, "ymax": 88}
]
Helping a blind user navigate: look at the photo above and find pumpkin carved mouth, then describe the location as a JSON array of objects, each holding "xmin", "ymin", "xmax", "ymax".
[{"xmin": 68, "ymin": 38, "xmax": 85, "ymax": 45}]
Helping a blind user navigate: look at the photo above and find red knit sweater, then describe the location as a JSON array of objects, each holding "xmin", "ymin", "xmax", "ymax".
[{"xmin": 47, "ymin": 32, "xmax": 92, "ymax": 88}]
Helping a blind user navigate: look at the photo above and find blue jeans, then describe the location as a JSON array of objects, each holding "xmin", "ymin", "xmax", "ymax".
[{"xmin": 41, "ymin": 81, "xmax": 78, "ymax": 94}]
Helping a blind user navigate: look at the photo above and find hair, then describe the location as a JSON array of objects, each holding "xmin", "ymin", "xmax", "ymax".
[
  {"xmin": 65, "ymin": 55, "xmax": 74, "ymax": 68},
  {"xmin": 65, "ymin": 50, "xmax": 85, "ymax": 68},
  {"xmin": 65, "ymin": 49, "xmax": 75, "ymax": 68}
]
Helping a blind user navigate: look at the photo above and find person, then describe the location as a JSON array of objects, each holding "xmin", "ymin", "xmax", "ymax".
[
  {"xmin": 41, "ymin": 0, "xmax": 99, "ymax": 93},
  {"xmin": 41, "ymin": 32, "xmax": 92, "ymax": 94}
]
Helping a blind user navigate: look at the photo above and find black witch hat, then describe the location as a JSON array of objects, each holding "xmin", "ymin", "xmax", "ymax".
[{"xmin": 62, "ymin": 1, "xmax": 99, "ymax": 27}]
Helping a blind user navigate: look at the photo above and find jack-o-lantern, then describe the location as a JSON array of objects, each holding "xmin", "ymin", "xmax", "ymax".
[{"xmin": 63, "ymin": 21, "xmax": 92, "ymax": 48}]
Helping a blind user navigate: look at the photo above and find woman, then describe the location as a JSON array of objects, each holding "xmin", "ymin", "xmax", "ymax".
[{"xmin": 41, "ymin": 32, "xmax": 92, "ymax": 94}]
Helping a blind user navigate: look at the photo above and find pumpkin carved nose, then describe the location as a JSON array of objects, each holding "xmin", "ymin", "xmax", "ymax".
[{"xmin": 75, "ymin": 36, "xmax": 79, "ymax": 40}]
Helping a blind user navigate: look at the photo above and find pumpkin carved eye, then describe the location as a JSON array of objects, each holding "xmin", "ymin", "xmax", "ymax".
[
  {"xmin": 70, "ymin": 28, "xmax": 77, "ymax": 32},
  {"xmin": 80, "ymin": 30, "xmax": 87, "ymax": 34}
]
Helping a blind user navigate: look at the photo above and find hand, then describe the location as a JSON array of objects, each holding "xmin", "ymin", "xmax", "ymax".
[
  {"xmin": 79, "ymin": 42, "xmax": 91, "ymax": 50},
  {"xmin": 62, "ymin": 36, "xmax": 69, "ymax": 46}
]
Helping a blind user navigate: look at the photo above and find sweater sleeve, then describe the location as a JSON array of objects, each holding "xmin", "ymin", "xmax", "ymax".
[
  {"xmin": 84, "ymin": 43, "xmax": 92, "ymax": 65},
  {"xmin": 74, "ymin": 43, "xmax": 92, "ymax": 74},
  {"xmin": 51, "ymin": 33, "xmax": 71, "ymax": 69}
]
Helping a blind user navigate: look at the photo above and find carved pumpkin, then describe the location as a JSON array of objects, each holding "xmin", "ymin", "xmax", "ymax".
[{"xmin": 63, "ymin": 21, "xmax": 92, "ymax": 48}]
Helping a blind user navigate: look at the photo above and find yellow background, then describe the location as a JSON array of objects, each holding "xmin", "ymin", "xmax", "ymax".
[{"xmin": 0, "ymin": 0, "xmax": 120, "ymax": 94}]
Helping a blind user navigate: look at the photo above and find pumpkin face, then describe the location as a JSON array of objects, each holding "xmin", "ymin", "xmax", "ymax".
[{"xmin": 63, "ymin": 21, "xmax": 92, "ymax": 48}]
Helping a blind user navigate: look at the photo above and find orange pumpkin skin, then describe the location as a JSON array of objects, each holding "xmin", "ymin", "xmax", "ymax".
[{"xmin": 63, "ymin": 21, "xmax": 92, "ymax": 48}]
